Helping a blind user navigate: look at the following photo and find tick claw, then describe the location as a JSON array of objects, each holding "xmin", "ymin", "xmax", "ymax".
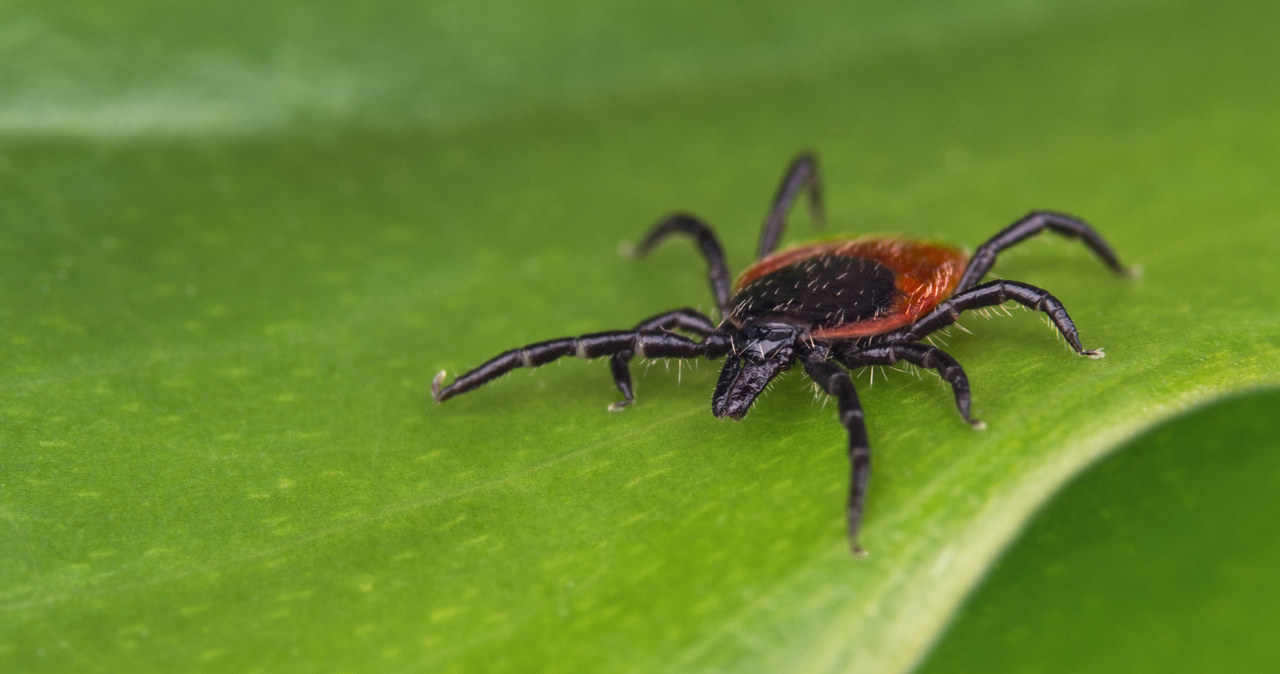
[
  {"xmin": 970, "ymin": 418, "xmax": 987, "ymax": 431},
  {"xmin": 1084, "ymin": 348, "xmax": 1106, "ymax": 359},
  {"xmin": 431, "ymin": 370, "xmax": 447, "ymax": 402}
]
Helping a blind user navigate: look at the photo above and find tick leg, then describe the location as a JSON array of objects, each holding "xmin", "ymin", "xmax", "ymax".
[
  {"xmin": 608, "ymin": 308, "xmax": 717, "ymax": 411},
  {"xmin": 887, "ymin": 280, "xmax": 1103, "ymax": 358},
  {"xmin": 631, "ymin": 213, "xmax": 733, "ymax": 316},
  {"xmin": 433, "ymin": 330, "xmax": 720, "ymax": 404},
  {"xmin": 757, "ymin": 153, "xmax": 825, "ymax": 260},
  {"xmin": 956, "ymin": 210, "xmax": 1134, "ymax": 292},
  {"xmin": 803, "ymin": 354, "xmax": 871, "ymax": 556},
  {"xmin": 839, "ymin": 343, "xmax": 982, "ymax": 428}
]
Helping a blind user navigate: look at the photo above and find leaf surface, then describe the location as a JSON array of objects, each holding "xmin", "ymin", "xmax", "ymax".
[{"xmin": 2, "ymin": 1, "xmax": 1277, "ymax": 672}]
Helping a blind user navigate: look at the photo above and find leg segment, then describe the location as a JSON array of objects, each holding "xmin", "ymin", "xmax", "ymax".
[
  {"xmin": 883, "ymin": 280, "xmax": 1103, "ymax": 357},
  {"xmin": 757, "ymin": 153, "xmax": 825, "ymax": 260},
  {"xmin": 955, "ymin": 210, "xmax": 1133, "ymax": 292},
  {"xmin": 632, "ymin": 213, "xmax": 733, "ymax": 316},
  {"xmin": 837, "ymin": 342, "xmax": 982, "ymax": 428},
  {"xmin": 432, "ymin": 330, "xmax": 715, "ymax": 403},
  {"xmin": 607, "ymin": 308, "xmax": 718, "ymax": 411},
  {"xmin": 803, "ymin": 353, "xmax": 871, "ymax": 556}
]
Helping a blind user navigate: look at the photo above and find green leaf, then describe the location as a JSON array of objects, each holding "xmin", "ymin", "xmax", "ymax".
[
  {"xmin": 2, "ymin": 1, "xmax": 1277, "ymax": 672},
  {"xmin": 918, "ymin": 389, "xmax": 1280, "ymax": 673}
]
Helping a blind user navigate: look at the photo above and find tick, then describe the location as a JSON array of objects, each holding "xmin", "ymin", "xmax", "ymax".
[{"xmin": 432, "ymin": 153, "xmax": 1132, "ymax": 555}]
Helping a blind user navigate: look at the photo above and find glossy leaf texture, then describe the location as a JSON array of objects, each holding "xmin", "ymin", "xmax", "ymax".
[
  {"xmin": 919, "ymin": 390, "xmax": 1280, "ymax": 673},
  {"xmin": 2, "ymin": 0, "xmax": 1278, "ymax": 672}
]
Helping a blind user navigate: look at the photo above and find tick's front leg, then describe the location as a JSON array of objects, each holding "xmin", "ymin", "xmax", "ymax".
[{"xmin": 803, "ymin": 352, "xmax": 872, "ymax": 557}]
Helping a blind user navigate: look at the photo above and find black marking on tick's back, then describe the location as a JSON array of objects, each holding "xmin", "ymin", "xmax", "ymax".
[{"xmin": 730, "ymin": 255, "xmax": 898, "ymax": 329}]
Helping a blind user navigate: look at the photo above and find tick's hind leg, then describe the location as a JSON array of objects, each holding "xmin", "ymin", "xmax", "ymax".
[
  {"xmin": 803, "ymin": 352, "xmax": 871, "ymax": 556},
  {"xmin": 432, "ymin": 330, "xmax": 719, "ymax": 404},
  {"xmin": 631, "ymin": 214, "xmax": 733, "ymax": 316},
  {"xmin": 955, "ymin": 210, "xmax": 1134, "ymax": 292},
  {"xmin": 887, "ymin": 280, "xmax": 1104, "ymax": 357},
  {"xmin": 757, "ymin": 153, "xmax": 825, "ymax": 260},
  {"xmin": 607, "ymin": 308, "xmax": 717, "ymax": 411},
  {"xmin": 838, "ymin": 342, "xmax": 983, "ymax": 429}
]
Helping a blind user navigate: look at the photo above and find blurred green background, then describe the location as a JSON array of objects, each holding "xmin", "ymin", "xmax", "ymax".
[{"xmin": 3, "ymin": 1, "xmax": 1277, "ymax": 672}]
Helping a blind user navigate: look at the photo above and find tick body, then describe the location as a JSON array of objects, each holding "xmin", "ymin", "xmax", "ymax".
[
  {"xmin": 433, "ymin": 153, "xmax": 1132, "ymax": 555},
  {"xmin": 729, "ymin": 238, "xmax": 968, "ymax": 339}
]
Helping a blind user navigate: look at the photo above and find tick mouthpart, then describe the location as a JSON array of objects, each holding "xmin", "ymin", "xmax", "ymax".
[
  {"xmin": 711, "ymin": 384, "xmax": 749, "ymax": 420},
  {"xmin": 711, "ymin": 354, "xmax": 791, "ymax": 420}
]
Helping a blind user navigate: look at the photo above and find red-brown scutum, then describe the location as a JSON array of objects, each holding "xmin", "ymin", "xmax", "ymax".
[{"xmin": 733, "ymin": 237, "xmax": 969, "ymax": 338}]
